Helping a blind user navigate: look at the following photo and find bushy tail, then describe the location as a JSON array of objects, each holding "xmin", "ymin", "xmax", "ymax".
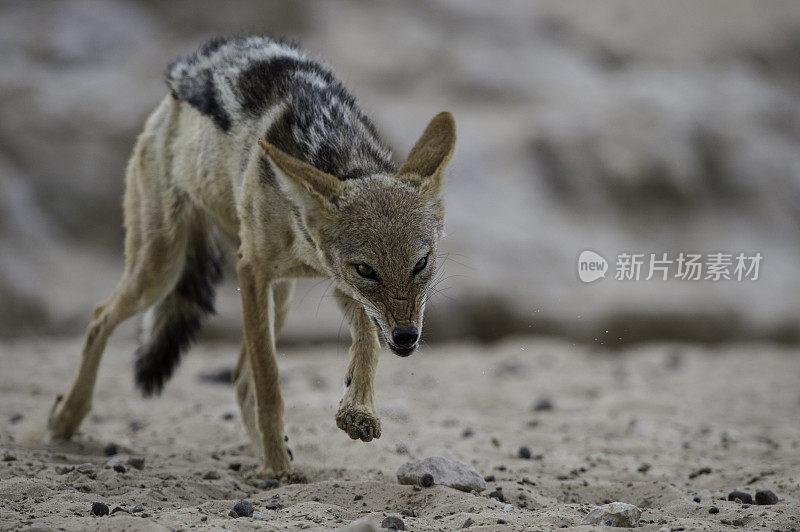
[{"xmin": 134, "ymin": 230, "xmax": 223, "ymax": 396}]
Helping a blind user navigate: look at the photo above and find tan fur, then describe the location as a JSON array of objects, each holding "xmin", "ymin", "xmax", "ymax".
[{"xmin": 48, "ymin": 96, "xmax": 456, "ymax": 477}]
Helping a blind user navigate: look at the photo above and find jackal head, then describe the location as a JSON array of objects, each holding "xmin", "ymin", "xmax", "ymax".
[{"xmin": 259, "ymin": 112, "xmax": 456, "ymax": 356}]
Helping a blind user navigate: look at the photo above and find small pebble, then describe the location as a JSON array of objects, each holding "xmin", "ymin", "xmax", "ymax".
[
  {"xmin": 381, "ymin": 515, "xmax": 405, "ymax": 530},
  {"xmin": 127, "ymin": 456, "xmax": 145, "ymax": 470},
  {"xmin": 532, "ymin": 397, "xmax": 553, "ymax": 412},
  {"xmin": 131, "ymin": 505, "xmax": 144, "ymax": 513},
  {"xmin": 420, "ymin": 473, "xmax": 434, "ymax": 487},
  {"xmin": 55, "ymin": 466, "xmax": 74, "ymax": 475},
  {"xmin": 252, "ymin": 511, "xmax": 270, "ymax": 520},
  {"xmin": 755, "ymin": 489, "xmax": 778, "ymax": 505},
  {"xmin": 203, "ymin": 470, "xmax": 221, "ymax": 480},
  {"xmin": 461, "ymin": 428, "xmax": 474, "ymax": 438},
  {"xmin": 230, "ymin": 500, "xmax": 254, "ymax": 518},
  {"xmin": 489, "ymin": 488, "xmax": 505, "ymax": 502},
  {"xmin": 727, "ymin": 490, "xmax": 753, "ymax": 504},
  {"xmin": 221, "ymin": 412, "xmax": 235, "ymax": 421},
  {"xmin": 228, "ymin": 463, "xmax": 241, "ymax": 472},
  {"xmin": 709, "ymin": 506, "xmax": 719, "ymax": 514},
  {"xmin": 462, "ymin": 518, "xmax": 475, "ymax": 528},
  {"xmin": 111, "ymin": 506, "xmax": 129, "ymax": 514},
  {"xmin": 264, "ymin": 478, "xmax": 279, "ymax": 489},
  {"xmin": 103, "ymin": 442, "xmax": 119, "ymax": 456},
  {"xmin": 400, "ymin": 509, "xmax": 416, "ymax": 517},
  {"xmin": 2, "ymin": 451, "xmax": 16, "ymax": 462},
  {"xmin": 354, "ymin": 494, "xmax": 363, "ymax": 501},
  {"xmin": 497, "ymin": 519, "xmax": 507, "ymax": 524},
  {"xmin": 693, "ymin": 495, "xmax": 701, "ymax": 503},
  {"xmin": 518, "ymin": 446, "xmax": 532, "ymax": 459},
  {"xmin": 484, "ymin": 475, "xmax": 495, "ymax": 482},
  {"xmin": 91, "ymin": 502, "xmax": 109, "ymax": 516},
  {"xmin": 264, "ymin": 502, "xmax": 283, "ymax": 510},
  {"xmin": 113, "ymin": 464, "xmax": 126, "ymax": 474}
]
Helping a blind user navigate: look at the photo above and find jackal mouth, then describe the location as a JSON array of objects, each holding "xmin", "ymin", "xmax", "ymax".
[{"xmin": 388, "ymin": 342, "xmax": 417, "ymax": 357}]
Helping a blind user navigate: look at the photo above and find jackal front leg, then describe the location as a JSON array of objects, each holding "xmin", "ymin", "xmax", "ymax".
[
  {"xmin": 334, "ymin": 289, "xmax": 382, "ymax": 442},
  {"xmin": 236, "ymin": 257, "xmax": 291, "ymax": 477}
]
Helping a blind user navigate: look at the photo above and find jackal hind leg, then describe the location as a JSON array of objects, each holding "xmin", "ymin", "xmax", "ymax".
[
  {"xmin": 334, "ymin": 289, "xmax": 382, "ymax": 442},
  {"xmin": 49, "ymin": 136, "xmax": 192, "ymax": 439}
]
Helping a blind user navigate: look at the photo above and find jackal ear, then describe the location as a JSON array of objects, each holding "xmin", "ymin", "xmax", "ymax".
[
  {"xmin": 396, "ymin": 111, "xmax": 456, "ymax": 196},
  {"xmin": 258, "ymin": 139, "xmax": 343, "ymax": 211}
]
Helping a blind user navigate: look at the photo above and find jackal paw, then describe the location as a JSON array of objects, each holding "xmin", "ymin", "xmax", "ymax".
[
  {"xmin": 48, "ymin": 394, "xmax": 89, "ymax": 440},
  {"xmin": 336, "ymin": 404, "xmax": 382, "ymax": 442}
]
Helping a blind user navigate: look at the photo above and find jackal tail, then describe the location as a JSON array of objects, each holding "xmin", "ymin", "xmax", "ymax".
[{"xmin": 134, "ymin": 229, "xmax": 223, "ymax": 396}]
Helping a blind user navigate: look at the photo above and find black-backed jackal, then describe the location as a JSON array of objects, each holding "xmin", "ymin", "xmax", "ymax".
[{"xmin": 49, "ymin": 36, "xmax": 456, "ymax": 477}]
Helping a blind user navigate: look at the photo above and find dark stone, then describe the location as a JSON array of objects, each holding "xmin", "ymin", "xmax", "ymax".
[
  {"xmin": 264, "ymin": 502, "xmax": 283, "ymax": 510},
  {"xmin": 727, "ymin": 490, "xmax": 753, "ymax": 504},
  {"xmin": 693, "ymin": 495, "xmax": 701, "ymax": 503},
  {"xmin": 532, "ymin": 397, "xmax": 553, "ymax": 412},
  {"xmin": 381, "ymin": 515, "xmax": 405, "ymax": 530},
  {"xmin": 91, "ymin": 502, "xmax": 109, "ymax": 516},
  {"xmin": 354, "ymin": 494, "xmax": 363, "ymax": 501},
  {"xmin": 489, "ymin": 489, "xmax": 505, "ymax": 502},
  {"xmin": 420, "ymin": 473, "xmax": 434, "ymax": 487},
  {"xmin": 113, "ymin": 464, "xmax": 126, "ymax": 473},
  {"xmin": 401, "ymin": 509, "xmax": 416, "ymax": 517},
  {"xmin": 709, "ymin": 506, "xmax": 719, "ymax": 514},
  {"xmin": 462, "ymin": 518, "xmax": 475, "ymax": 528},
  {"xmin": 497, "ymin": 519, "xmax": 508, "ymax": 524},
  {"xmin": 228, "ymin": 462, "xmax": 241, "ymax": 471},
  {"xmin": 222, "ymin": 412, "xmax": 235, "ymax": 421},
  {"xmin": 231, "ymin": 500, "xmax": 254, "ymax": 518},
  {"xmin": 103, "ymin": 442, "xmax": 119, "ymax": 456},
  {"xmin": 264, "ymin": 478, "xmax": 279, "ymax": 489},
  {"xmin": 518, "ymin": 446, "xmax": 532, "ymax": 459},
  {"xmin": 203, "ymin": 470, "xmax": 220, "ymax": 480},
  {"xmin": 689, "ymin": 467, "xmax": 711, "ymax": 479},
  {"xmin": 132, "ymin": 505, "xmax": 144, "ymax": 513},
  {"xmin": 755, "ymin": 490, "xmax": 778, "ymax": 505},
  {"xmin": 111, "ymin": 506, "xmax": 129, "ymax": 514},
  {"xmin": 462, "ymin": 428, "xmax": 474, "ymax": 438}
]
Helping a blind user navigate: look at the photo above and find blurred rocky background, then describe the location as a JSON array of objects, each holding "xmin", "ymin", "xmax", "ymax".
[{"xmin": 2, "ymin": 0, "xmax": 800, "ymax": 346}]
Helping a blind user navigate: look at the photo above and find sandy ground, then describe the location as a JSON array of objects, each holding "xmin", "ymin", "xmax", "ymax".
[{"xmin": 1, "ymin": 336, "xmax": 799, "ymax": 531}]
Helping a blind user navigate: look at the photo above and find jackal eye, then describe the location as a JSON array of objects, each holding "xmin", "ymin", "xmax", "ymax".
[
  {"xmin": 355, "ymin": 263, "xmax": 377, "ymax": 279},
  {"xmin": 413, "ymin": 255, "xmax": 428, "ymax": 274}
]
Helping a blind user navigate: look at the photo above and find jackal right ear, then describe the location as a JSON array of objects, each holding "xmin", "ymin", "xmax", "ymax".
[
  {"xmin": 396, "ymin": 111, "xmax": 456, "ymax": 196},
  {"xmin": 258, "ymin": 139, "xmax": 343, "ymax": 211}
]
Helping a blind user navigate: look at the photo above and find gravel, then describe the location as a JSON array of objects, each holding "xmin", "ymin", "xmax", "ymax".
[
  {"xmin": 397, "ymin": 456, "xmax": 486, "ymax": 492},
  {"xmin": 755, "ymin": 490, "xmax": 778, "ymax": 505},
  {"xmin": 91, "ymin": 502, "xmax": 109, "ymax": 516},
  {"xmin": 230, "ymin": 500, "xmax": 254, "ymax": 518},
  {"xmin": 728, "ymin": 490, "xmax": 753, "ymax": 504},
  {"xmin": 580, "ymin": 502, "xmax": 641, "ymax": 527},
  {"xmin": 381, "ymin": 515, "xmax": 405, "ymax": 530}
]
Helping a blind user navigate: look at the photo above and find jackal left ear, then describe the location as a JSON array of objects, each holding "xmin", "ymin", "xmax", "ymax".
[
  {"xmin": 258, "ymin": 139, "xmax": 343, "ymax": 211},
  {"xmin": 396, "ymin": 111, "xmax": 456, "ymax": 196}
]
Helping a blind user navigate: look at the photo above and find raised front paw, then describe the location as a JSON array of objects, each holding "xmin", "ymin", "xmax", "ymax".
[{"xmin": 336, "ymin": 403, "xmax": 382, "ymax": 442}]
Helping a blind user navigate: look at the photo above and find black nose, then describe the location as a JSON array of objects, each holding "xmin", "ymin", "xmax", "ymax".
[{"xmin": 391, "ymin": 327, "xmax": 419, "ymax": 347}]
